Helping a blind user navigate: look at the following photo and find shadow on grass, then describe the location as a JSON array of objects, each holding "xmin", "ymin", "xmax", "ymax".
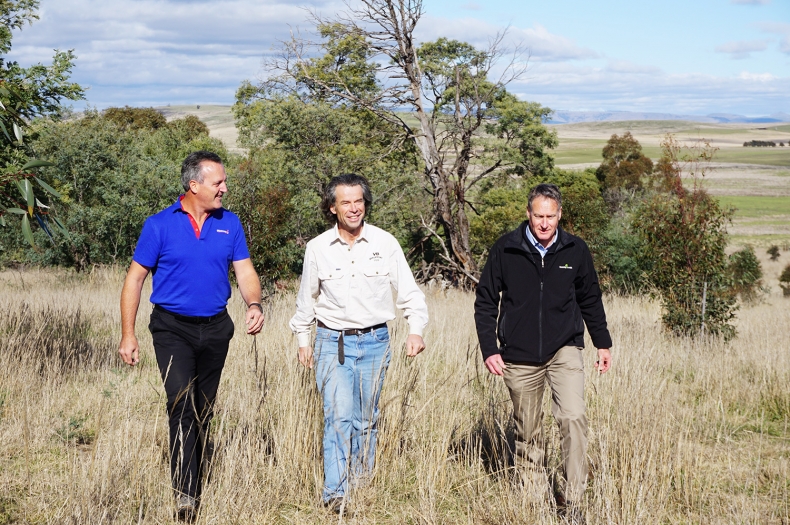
[{"xmin": 448, "ymin": 402, "xmax": 516, "ymax": 478}]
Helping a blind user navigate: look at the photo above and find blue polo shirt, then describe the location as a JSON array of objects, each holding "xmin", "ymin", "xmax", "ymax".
[{"xmin": 133, "ymin": 197, "xmax": 251, "ymax": 317}]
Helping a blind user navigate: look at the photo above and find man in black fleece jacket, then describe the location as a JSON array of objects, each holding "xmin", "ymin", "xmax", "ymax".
[{"xmin": 474, "ymin": 183, "xmax": 611, "ymax": 520}]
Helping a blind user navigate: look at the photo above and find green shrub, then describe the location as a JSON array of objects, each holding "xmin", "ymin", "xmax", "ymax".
[
  {"xmin": 631, "ymin": 136, "xmax": 737, "ymax": 339},
  {"xmin": 598, "ymin": 218, "xmax": 649, "ymax": 294},
  {"xmin": 166, "ymin": 114, "xmax": 210, "ymax": 141},
  {"xmin": 728, "ymin": 246, "xmax": 764, "ymax": 302},
  {"xmin": 780, "ymin": 264, "xmax": 790, "ymax": 297},
  {"xmin": 102, "ymin": 106, "xmax": 167, "ymax": 130},
  {"xmin": 225, "ymin": 156, "xmax": 305, "ymax": 286},
  {"xmin": 767, "ymin": 245, "xmax": 780, "ymax": 261}
]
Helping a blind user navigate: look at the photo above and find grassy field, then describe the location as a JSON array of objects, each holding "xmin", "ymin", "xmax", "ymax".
[
  {"xmin": 547, "ymin": 120, "xmax": 790, "ymax": 246},
  {"xmin": 554, "ymin": 145, "xmax": 790, "ymax": 169},
  {"xmin": 717, "ymin": 196, "xmax": 790, "ymax": 218},
  {"xmin": 1, "ymin": 260, "xmax": 789, "ymax": 524}
]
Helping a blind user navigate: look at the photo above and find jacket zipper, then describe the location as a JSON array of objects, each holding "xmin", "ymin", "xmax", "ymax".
[{"xmin": 539, "ymin": 255, "xmax": 544, "ymax": 360}]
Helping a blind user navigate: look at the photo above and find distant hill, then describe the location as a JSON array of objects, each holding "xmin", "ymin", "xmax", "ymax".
[{"xmin": 547, "ymin": 110, "xmax": 790, "ymax": 125}]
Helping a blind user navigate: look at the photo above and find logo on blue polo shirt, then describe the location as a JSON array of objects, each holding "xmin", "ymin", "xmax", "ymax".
[{"xmin": 216, "ymin": 229, "xmax": 230, "ymax": 234}]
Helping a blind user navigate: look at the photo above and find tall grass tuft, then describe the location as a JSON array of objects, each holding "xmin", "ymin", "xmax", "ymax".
[{"xmin": 1, "ymin": 303, "xmax": 118, "ymax": 375}]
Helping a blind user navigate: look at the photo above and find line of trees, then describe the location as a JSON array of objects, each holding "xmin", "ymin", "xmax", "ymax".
[{"xmin": 743, "ymin": 140, "xmax": 784, "ymax": 147}]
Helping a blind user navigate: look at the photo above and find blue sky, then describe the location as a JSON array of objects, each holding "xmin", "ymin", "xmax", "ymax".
[{"xmin": 6, "ymin": 0, "xmax": 789, "ymax": 116}]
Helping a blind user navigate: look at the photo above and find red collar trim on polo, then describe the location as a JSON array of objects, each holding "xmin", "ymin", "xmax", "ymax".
[{"xmin": 178, "ymin": 194, "xmax": 209, "ymax": 239}]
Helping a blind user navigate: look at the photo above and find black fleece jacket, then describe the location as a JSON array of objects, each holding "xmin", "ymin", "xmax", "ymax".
[{"xmin": 474, "ymin": 223, "xmax": 612, "ymax": 364}]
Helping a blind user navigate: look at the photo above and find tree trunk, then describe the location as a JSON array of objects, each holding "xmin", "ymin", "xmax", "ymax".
[{"xmin": 399, "ymin": 23, "xmax": 478, "ymax": 283}]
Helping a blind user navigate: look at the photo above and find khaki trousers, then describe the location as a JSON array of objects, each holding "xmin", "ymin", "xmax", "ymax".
[{"xmin": 503, "ymin": 345, "xmax": 588, "ymax": 502}]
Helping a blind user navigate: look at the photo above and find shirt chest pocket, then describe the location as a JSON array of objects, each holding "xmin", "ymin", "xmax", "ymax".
[
  {"xmin": 362, "ymin": 266, "xmax": 389, "ymax": 279},
  {"xmin": 362, "ymin": 265, "xmax": 390, "ymax": 298},
  {"xmin": 318, "ymin": 270, "xmax": 346, "ymax": 305}
]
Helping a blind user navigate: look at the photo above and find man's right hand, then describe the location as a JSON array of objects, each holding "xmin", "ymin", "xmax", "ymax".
[
  {"xmin": 119, "ymin": 261, "xmax": 149, "ymax": 368},
  {"xmin": 119, "ymin": 335, "xmax": 140, "ymax": 366},
  {"xmin": 484, "ymin": 354, "xmax": 507, "ymax": 376},
  {"xmin": 298, "ymin": 346, "xmax": 314, "ymax": 369}
]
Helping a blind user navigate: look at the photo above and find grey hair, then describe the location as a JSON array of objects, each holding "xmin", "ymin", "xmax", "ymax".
[
  {"xmin": 527, "ymin": 183, "xmax": 562, "ymax": 211},
  {"xmin": 320, "ymin": 174, "xmax": 374, "ymax": 224},
  {"xmin": 181, "ymin": 151, "xmax": 223, "ymax": 191}
]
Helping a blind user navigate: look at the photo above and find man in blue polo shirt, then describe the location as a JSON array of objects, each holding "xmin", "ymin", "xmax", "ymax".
[{"xmin": 119, "ymin": 150, "xmax": 264, "ymax": 522}]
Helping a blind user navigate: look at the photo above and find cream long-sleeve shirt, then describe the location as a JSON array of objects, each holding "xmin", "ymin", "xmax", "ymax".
[{"xmin": 289, "ymin": 222, "xmax": 429, "ymax": 347}]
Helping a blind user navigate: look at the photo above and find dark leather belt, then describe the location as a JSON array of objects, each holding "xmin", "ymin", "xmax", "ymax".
[
  {"xmin": 316, "ymin": 320, "xmax": 387, "ymax": 365},
  {"xmin": 154, "ymin": 304, "xmax": 228, "ymax": 324}
]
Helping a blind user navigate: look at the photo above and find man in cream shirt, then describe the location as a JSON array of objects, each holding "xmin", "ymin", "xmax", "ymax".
[{"xmin": 290, "ymin": 173, "xmax": 428, "ymax": 513}]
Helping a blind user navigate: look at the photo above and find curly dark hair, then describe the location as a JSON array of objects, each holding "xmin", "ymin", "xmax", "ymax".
[{"xmin": 320, "ymin": 174, "xmax": 373, "ymax": 224}]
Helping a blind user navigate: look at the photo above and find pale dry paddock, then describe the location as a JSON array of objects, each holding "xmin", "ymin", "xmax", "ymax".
[{"xmin": 0, "ymin": 268, "xmax": 788, "ymax": 524}]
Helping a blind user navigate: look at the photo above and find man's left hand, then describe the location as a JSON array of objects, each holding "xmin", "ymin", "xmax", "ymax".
[
  {"xmin": 596, "ymin": 348, "xmax": 612, "ymax": 374},
  {"xmin": 245, "ymin": 306, "xmax": 265, "ymax": 335},
  {"xmin": 405, "ymin": 334, "xmax": 425, "ymax": 357}
]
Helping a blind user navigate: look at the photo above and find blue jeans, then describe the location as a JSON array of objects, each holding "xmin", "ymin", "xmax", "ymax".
[{"xmin": 314, "ymin": 325, "xmax": 391, "ymax": 502}]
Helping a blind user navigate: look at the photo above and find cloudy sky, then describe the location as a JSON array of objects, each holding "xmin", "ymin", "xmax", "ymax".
[{"xmin": 6, "ymin": 0, "xmax": 789, "ymax": 116}]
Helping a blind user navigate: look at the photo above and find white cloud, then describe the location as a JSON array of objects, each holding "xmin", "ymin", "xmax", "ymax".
[
  {"xmin": 738, "ymin": 71, "xmax": 777, "ymax": 82},
  {"xmin": 416, "ymin": 18, "xmax": 597, "ymax": 62},
  {"xmin": 461, "ymin": 3, "xmax": 482, "ymax": 10},
  {"xmin": 8, "ymin": 0, "xmax": 338, "ymax": 106},
  {"xmin": 715, "ymin": 39, "xmax": 769, "ymax": 59},
  {"xmin": 730, "ymin": 0, "xmax": 770, "ymax": 4},
  {"xmin": 606, "ymin": 60, "xmax": 662, "ymax": 75},
  {"xmin": 758, "ymin": 22, "xmax": 790, "ymax": 55},
  {"xmin": 507, "ymin": 63, "xmax": 789, "ymax": 116}
]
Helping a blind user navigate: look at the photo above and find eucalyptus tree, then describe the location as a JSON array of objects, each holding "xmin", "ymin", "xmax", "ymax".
[
  {"xmin": 0, "ymin": 0, "xmax": 83, "ymax": 246},
  {"xmin": 238, "ymin": 0, "xmax": 557, "ymax": 285},
  {"xmin": 596, "ymin": 131, "xmax": 653, "ymax": 190}
]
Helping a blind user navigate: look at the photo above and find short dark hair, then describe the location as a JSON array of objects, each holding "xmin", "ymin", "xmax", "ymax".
[
  {"xmin": 528, "ymin": 183, "xmax": 562, "ymax": 211},
  {"xmin": 320, "ymin": 174, "xmax": 373, "ymax": 224},
  {"xmin": 181, "ymin": 151, "xmax": 223, "ymax": 191}
]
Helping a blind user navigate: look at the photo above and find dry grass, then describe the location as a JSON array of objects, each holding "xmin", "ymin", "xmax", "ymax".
[{"xmin": 1, "ymin": 263, "xmax": 788, "ymax": 524}]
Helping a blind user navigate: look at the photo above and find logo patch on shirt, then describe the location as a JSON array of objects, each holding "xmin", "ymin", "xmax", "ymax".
[
  {"xmin": 216, "ymin": 229, "xmax": 229, "ymax": 234},
  {"xmin": 559, "ymin": 264, "xmax": 573, "ymax": 269},
  {"xmin": 369, "ymin": 251, "xmax": 382, "ymax": 262}
]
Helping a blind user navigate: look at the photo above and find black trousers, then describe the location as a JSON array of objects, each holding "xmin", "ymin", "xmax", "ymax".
[{"xmin": 149, "ymin": 307, "xmax": 234, "ymax": 499}]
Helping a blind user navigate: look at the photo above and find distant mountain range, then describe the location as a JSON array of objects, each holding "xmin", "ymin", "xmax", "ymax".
[{"xmin": 547, "ymin": 110, "xmax": 790, "ymax": 125}]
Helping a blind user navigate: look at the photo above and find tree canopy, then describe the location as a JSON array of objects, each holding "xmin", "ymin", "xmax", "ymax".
[{"xmin": 596, "ymin": 131, "xmax": 653, "ymax": 191}]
